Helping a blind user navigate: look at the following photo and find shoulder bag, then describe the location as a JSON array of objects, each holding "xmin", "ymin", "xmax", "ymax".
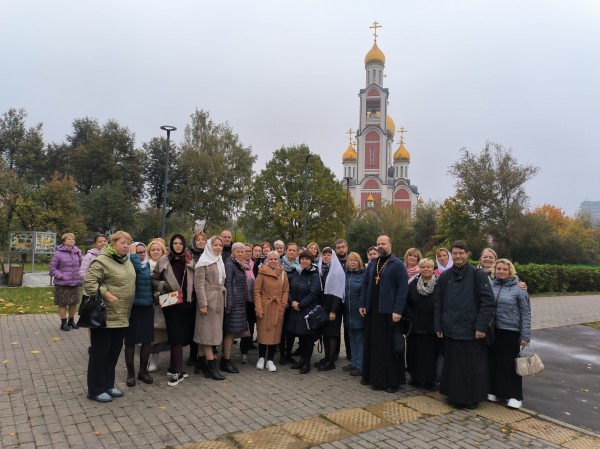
[
  {"xmin": 305, "ymin": 304, "xmax": 328, "ymax": 330},
  {"xmin": 515, "ymin": 347, "xmax": 544, "ymax": 376},
  {"xmin": 77, "ymin": 291, "xmax": 107, "ymax": 328}
]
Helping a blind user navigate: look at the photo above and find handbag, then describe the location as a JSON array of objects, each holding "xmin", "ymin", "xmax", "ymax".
[
  {"xmin": 392, "ymin": 318, "xmax": 412, "ymax": 355},
  {"xmin": 305, "ymin": 304, "xmax": 328, "ymax": 330},
  {"xmin": 77, "ymin": 291, "xmax": 107, "ymax": 328},
  {"xmin": 153, "ymin": 304, "xmax": 167, "ymax": 329},
  {"xmin": 515, "ymin": 349, "xmax": 544, "ymax": 376},
  {"xmin": 159, "ymin": 290, "xmax": 183, "ymax": 308}
]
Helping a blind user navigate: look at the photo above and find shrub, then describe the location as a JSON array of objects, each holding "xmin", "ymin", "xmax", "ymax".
[{"xmin": 515, "ymin": 264, "xmax": 600, "ymax": 294}]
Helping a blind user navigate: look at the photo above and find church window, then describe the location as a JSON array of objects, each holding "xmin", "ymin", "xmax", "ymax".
[{"xmin": 370, "ymin": 147, "xmax": 375, "ymax": 166}]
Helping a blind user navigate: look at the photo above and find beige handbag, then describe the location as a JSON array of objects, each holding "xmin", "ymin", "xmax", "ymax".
[{"xmin": 515, "ymin": 349, "xmax": 544, "ymax": 376}]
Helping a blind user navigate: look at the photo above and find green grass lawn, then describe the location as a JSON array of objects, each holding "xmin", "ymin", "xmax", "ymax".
[
  {"xmin": 583, "ymin": 322, "xmax": 600, "ymax": 330},
  {"xmin": 0, "ymin": 287, "xmax": 56, "ymax": 315}
]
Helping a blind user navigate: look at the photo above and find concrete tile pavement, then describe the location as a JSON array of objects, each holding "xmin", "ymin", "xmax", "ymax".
[{"xmin": 1, "ymin": 294, "xmax": 599, "ymax": 448}]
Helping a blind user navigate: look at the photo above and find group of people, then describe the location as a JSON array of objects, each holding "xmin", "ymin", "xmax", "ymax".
[{"xmin": 49, "ymin": 230, "xmax": 531, "ymax": 409}]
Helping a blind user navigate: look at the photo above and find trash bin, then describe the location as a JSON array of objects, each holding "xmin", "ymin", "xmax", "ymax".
[{"xmin": 7, "ymin": 265, "xmax": 24, "ymax": 287}]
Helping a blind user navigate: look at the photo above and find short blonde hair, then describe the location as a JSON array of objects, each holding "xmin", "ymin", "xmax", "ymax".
[
  {"xmin": 147, "ymin": 239, "xmax": 167, "ymax": 255},
  {"xmin": 347, "ymin": 252, "xmax": 364, "ymax": 269},
  {"xmin": 419, "ymin": 258, "xmax": 435, "ymax": 269},
  {"xmin": 480, "ymin": 248, "xmax": 498, "ymax": 262},
  {"xmin": 492, "ymin": 258, "xmax": 517, "ymax": 278},
  {"xmin": 110, "ymin": 231, "xmax": 132, "ymax": 245},
  {"xmin": 61, "ymin": 233, "xmax": 75, "ymax": 243},
  {"xmin": 404, "ymin": 248, "xmax": 422, "ymax": 265}
]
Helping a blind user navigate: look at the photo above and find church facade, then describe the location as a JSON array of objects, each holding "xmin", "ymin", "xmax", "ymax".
[{"xmin": 342, "ymin": 23, "xmax": 420, "ymax": 215}]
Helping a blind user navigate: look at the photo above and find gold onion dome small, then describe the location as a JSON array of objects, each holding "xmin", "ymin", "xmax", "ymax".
[
  {"xmin": 386, "ymin": 115, "xmax": 396, "ymax": 138},
  {"xmin": 419, "ymin": 196, "xmax": 425, "ymax": 204},
  {"xmin": 393, "ymin": 143, "xmax": 410, "ymax": 161},
  {"xmin": 364, "ymin": 42, "xmax": 385, "ymax": 65},
  {"xmin": 342, "ymin": 143, "xmax": 357, "ymax": 162}
]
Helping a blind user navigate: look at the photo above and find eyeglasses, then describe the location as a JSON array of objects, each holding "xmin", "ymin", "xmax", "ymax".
[{"xmin": 136, "ymin": 251, "xmax": 146, "ymax": 255}]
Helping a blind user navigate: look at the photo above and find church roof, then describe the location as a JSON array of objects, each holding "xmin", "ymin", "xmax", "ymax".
[
  {"xmin": 342, "ymin": 143, "xmax": 357, "ymax": 162},
  {"xmin": 386, "ymin": 114, "xmax": 395, "ymax": 138},
  {"xmin": 393, "ymin": 142, "xmax": 410, "ymax": 161},
  {"xmin": 364, "ymin": 42, "xmax": 385, "ymax": 66}
]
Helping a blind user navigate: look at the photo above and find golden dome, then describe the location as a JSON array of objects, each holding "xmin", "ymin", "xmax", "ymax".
[
  {"xmin": 418, "ymin": 196, "xmax": 425, "ymax": 204},
  {"xmin": 342, "ymin": 143, "xmax": 357, "ymax": 162},
  {"xmin": 386, "ymin": 114, "xmax": 395, "ymax": 138},
  {"xmin": 393, "ymin": 143, "xmax": 410, "ymax": 161},
  {"xmin": 364, "ymin": 42, "xmax": 385, "ymax": 65},
  {"xmin": 367, "ymin": 193, "xmax": 375, "ymax": 201}
]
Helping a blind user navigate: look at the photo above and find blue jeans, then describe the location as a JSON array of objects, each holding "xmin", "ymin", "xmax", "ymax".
[{"xmin": 349, "ymin": 329, "xmax": 365, "ymax": 370}]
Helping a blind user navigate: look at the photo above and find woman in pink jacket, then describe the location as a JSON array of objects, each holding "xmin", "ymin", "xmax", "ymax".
[{"xmin": 50, "ymin": 233, "xmax": 83, "ymax": 331}]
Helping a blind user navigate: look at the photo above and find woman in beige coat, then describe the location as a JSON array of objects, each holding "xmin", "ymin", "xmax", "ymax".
[
  {"xmin": 193, "ymin": 236, "xmax": 227, "ymax": 380},
  {"xmin": 254, "ymin": 251, "xmax": 290, "ymax": 372}
]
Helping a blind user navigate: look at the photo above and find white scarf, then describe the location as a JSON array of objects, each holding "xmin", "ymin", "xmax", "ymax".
[
  {"xmin": 318, "ymin": 250, "xmax": 346, "ymax": 302},
  {"xmin": 196, "ymin": 237, "xmax": 226, "ymax": 285},
  {"xmin": 436, "ymin": 255, "xmax": 453, "ymax": 273},
  {"xmin": 134, "ymin": 242, "xmax": 149, "ymax": 269}
]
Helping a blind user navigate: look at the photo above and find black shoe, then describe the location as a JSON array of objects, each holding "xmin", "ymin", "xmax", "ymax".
[
  {"xmin": 220, "ymin": 358, "xmax": 239, "ymax": 373},
  {"xmin": 251, "ymin": 343, "xmax": 257, "ymax": 350},
  {"xmin": 385, "ymin": 387, "xmax": 398, "ymax": 394},
  {"xmin": 290, "ymin": 358, "xmax": 304, "ymax": 369},
  {"xmin": 207, "ymin": 359, "xmax": 225, "ymax": 380},
  {"xmin": 318, "ymin": 361, "xmax": 336, "ymax": 371},
  {"xmin": 313, "ymin": 358, "xmax": 327, "ymax": 368},
  {"xmin": 195, "ymin": 356, "xmax": 209, "ymax": 377},
  {"xmin": 360, "ymin": 379, "xmax": 369, "ymax": 385},
  {"xmin": 279, "ymin": 356, "xmax": 288, "ymax": 366},
  {"xmin": 68, "ymin": 318, "xmax": 78, "ymax": 329},
  {"xmin": 342, "ymin": 363, "xmax": 353, "ymax": 372},
  {"xmin": 299, "ymin": 362, "xmax": 311, "ymax": 374},
  {"xmin": 60, "ymin": 321, "xmax": 70, "ymax": 331},
  {"xmin": 126, "ymin": 374, "xmax": 136, "ymax": 388},
  {"xmin": 137, "ymin": 371, "xmax": 153, "ymax": 384},
  {"xmin": 350, "ymin": 367, "xmax": 362, "ymax": 377},
  {"xmin": 286, "ymin": 355, "xmax": 298, "ymax": 365}
]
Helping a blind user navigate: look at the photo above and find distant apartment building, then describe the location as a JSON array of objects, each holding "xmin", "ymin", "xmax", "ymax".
[{"xmin": 580, "ymin": 201, "xmax": 600, "ymax": 225}]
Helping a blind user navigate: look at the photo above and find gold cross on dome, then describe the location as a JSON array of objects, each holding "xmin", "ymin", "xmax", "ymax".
[
  {"xmin": 346, "ymin": 128, "xmax": 354, "ymax": 144},
  {"xmin": 398, "ymin": 127, "xmax": 407, "ymax": 144},
  {"xmin": 370, "ymin": 21, "xmax": 382, "ymax": 42}
]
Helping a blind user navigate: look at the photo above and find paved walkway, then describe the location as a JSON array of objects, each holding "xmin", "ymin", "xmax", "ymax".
[{"xmin": 1, "ymin": 292, "xmax": 599, "ymax": 449}]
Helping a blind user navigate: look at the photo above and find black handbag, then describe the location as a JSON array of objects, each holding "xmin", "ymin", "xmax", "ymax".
[
  {"xmin": 392, "ymin": 318, "xmax": 412, "ymax": 355},
  {"xmin": 77, "ymin": 291, "xmax": 107, "ymax": 328},
  {"xmin": 305, "ymin": 304, "xmax": 328, "ymax": 331}
]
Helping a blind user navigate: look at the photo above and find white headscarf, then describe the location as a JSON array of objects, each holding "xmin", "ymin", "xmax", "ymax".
[
  {"xmin": 436, "ymin": 254, "xmax": 453, "ymax": 273},
  {"xmin": 134, "ymin": 242, "xmax": 149, "ymax": 269},
  {"xmin": 318, "ymin": 248, "xmax": 346, "ymax": 302},
  {"xmin": 196, "ymin": 236, "xmax": 226, "ymax": 285}
]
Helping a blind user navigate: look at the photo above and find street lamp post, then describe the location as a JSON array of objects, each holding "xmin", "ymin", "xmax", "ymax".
[
  {"xmin": 160, "ymin": 125, "xmax": 177, "ymax": 239},
  {"xmin": 302, "ymin": 153, "xmax": 312, "ymax": 248},
  {"xmin": 343, "ymin": 176, "xmax": 353, "ymax": 240}
]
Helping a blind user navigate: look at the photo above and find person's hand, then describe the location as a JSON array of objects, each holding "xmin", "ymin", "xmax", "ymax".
[
  {"xmin": 329, "ymin": 312, "xmax": 336, "ymax": 321},
  {"xmin": 520, "ymin": 340, "xmax": 529, "ymax": 347},
  {"xmin": 392, "ymin": 313, "xmax": 401, "ymax": 323},
  {"xmin": 359, "ymin": 307, "xmax": 367, "ymax": 317},
  {"xmin": 199, "ymin": 306, "xmax": 208, "ymax": 316},
  {"xmin": 292, "ymin": 301, "xmax": 300, "ymax": 311},
  {"xmin": 436, "ymin": 331, "xmax": 444, "ymax": 338},
  {"xmin": 518, "ymin": 281, "xmax": 528, "ymax": 291},
  {"xmin": 475, "ymin": 330, "xmax": 486, "ymax": 339},
  {"xmin": 129, "ymin": 245, "xmax": 137, "ymax": 254},
  {"xmin": 257, "ymin": 313, "xmax": 264, "ymax": 319},
  {"xmin": 104, "ymin": 291, "xmax": 119, "ymax": 302}
]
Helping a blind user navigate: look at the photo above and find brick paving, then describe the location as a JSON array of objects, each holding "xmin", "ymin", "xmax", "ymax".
[{"xmin": 1, "ymin": 293, "xmax": 599, "ymax": 448}]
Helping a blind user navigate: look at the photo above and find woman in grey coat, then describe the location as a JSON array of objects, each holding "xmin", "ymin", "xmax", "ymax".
[
  {"xmin": 488, "ymin": 258, "xmax": 531, "ymax": 410},
  {"xmin": 194, "ymin": 236, "xmax": 227, "ymax": 380}
]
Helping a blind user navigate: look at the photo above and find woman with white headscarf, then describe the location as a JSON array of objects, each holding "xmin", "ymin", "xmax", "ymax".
[
  {"xmin": 315, "ymin": 247, "xmax": 346, "ymax": 371},
  {"xmin": 193, "ymin": 236, "xmax": 227, "ymax": 380}
]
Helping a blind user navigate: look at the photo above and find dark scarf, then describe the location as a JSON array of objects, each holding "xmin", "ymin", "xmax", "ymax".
[
  {"xmin": 452, "ymin": 263, "xmax": 469, "ymax": 280},
  {"xmin": 188, "ymin": 244, "xmax": 204, "ymax": 263},
  {"xmin": 168, "ymin": 234, "xmax": 189, "ymax": 263}
]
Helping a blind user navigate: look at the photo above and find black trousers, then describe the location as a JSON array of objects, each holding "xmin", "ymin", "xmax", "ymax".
[
  {"xmin": 88, "ymin": 327, "xmax": 126, "ymax": 396},
  {"xmin": 241, "ymin": 301, "xmax": 256, "ymax": 354}
]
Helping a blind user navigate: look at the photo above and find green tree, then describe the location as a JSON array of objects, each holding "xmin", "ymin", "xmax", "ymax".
[
  {"xmin": 240, "ymin": 145, "xmax": 350, "ymax": 244},
  {"xmin": 449, "ymin": 142, "xmax": 539, "ymax": 257},
  {"xmin": 172, "ymin": 110, "xmax": 256, "ymax": 229},
  {"xmin": 0, "ymin": 161, "xmax": 25, "ymax": 247},
  {"xmin": 79, "ymin": 181, "xmax": 138, "ymax": 234},
  {"xmin": 438, "ymin": 195, "xmax": 486, "ymax": 256},
  {"xmin": 0, "ymin": 108, "xmax": 46, "ymax": 186},
  {"xmin": 412, "ymin": 200, "xmax": 440, "ymax": 253},
  {"xmin": 141, "ymin": 137, "xmax": 182, "ymax": 210},
  {"xmin": 347, "ymin": 212, "xmax": 382, "ymax": 259},
  {"xmin": 377, "ymin": 203, "xmax": 414, "ymax": 256}
]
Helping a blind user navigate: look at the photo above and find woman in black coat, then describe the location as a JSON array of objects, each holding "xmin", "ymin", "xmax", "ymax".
[
  {"xmin": 287, "ymin": 251, "xmax": 321, "ymax": 374},
  {"xmin": 222, "ymin": 242, "xmax": 250, "ymax": 374},
  {"xmin": 405, "ymin": 258, "xmax": 440, "ymax": 388}
]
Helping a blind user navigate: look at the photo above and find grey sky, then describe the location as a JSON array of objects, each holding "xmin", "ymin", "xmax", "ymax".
[{"xmin": 2, "ymin": 0, "xmax": 598, "ymax": 215}]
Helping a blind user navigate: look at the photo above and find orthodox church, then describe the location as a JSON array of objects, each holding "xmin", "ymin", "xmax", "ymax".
[{"xmin": 342, "ymin": 22, "xmax": 420, "ymax": 215}]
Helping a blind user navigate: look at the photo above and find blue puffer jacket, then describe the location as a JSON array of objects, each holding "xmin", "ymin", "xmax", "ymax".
[
  {"xmin": 492, "ymin": 276, "xmax": 531, "ymax": 342},
  {"xmin": 130, "ymin": 254, "xmax": 154, "ymax": 307},
  {"xmin": 224, "ymin": 257, "xmax": 248, "ymax": 335},
  {"xmin": 344, "ymin": 269, "xmax": 365, "ymax": 330},
  {"xmin": 286, "ymin": 266, "xmax": 321, "ymax": 335}
]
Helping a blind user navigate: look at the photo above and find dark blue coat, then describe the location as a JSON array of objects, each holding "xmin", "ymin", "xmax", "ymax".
[
  {"xmin": 286, "ymin": 266, "xmax": 321, "ymax": 335},
  {"xmin": 344, "ymin": 269, "xmax": 366, "ymax": 330},
  {"xmin": 130, "ymin": 254, "xmax": 154, "ymax": 307},
  {"xmin": 359, "ymin": 255, "xmax": 408, "ymax": 315},
  {"xmin": 224, "ymin": 257, "xmax": 248, "ymax": 335}
]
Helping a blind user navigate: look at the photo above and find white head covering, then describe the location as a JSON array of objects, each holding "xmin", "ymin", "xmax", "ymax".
[
  {"xmin": 196, "ymin": 236, "xmax": 226, "ymax": 285},
  {"xmin": 318, "ymin": 248, "xmax": 346, "ymax": 302},
  {"xmin": 134, "ymin": 242, "xmax": 149, "ymax": 269},
  {"xmin": 436, "ymin": 253, "xmax": 454, "ymax": 273}
]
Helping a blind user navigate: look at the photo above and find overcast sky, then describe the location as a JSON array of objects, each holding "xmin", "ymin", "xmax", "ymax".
[{"xmin": 1, "ymin": 0, "xmax": 598, "ymax": 216}]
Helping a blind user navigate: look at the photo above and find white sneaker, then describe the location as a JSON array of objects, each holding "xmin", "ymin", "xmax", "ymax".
[
  {"xmin": 487, "ymin": 394, "xmax": 498, "ymax": 402},
  {"xmin": 266, "ymin": 360, "xmax": 276, "ymax": 372},
  {"xmin": 241, "ymin": 354, "xmax": 248, "ymax": 364},
  {"xmin": 167, "ymin": 372, "xmax": 185, "ymax": 386},
  {"xmin": 256, "ymin": 357, "xmax": 265, "ymax": 370},
  {"xmin": 147, "ymin": 353, "xmax": 159, "ymax": 373},
  {"xmin": 507, "ymin": 398, "xmax": 522, "ymax": 409}
]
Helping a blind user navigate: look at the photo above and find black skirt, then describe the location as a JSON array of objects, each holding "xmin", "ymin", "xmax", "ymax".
[
  {"xmin": 489, "ymin": 329, "xmax": 523, "ymax": 400},
  {"xmin": 162, "ymin": 303, "xmax": 194, "ymax": 346},
  {"xmin": 440, "ymin": 337, "xmax": 489, "ymax": 405},
  {"xmin": 406, "ymin": 333, "xmax": 441, "ymax": 384},
  {"xmin": 124, "ymin": 305, "xmax": 154, "ymax": 345}
]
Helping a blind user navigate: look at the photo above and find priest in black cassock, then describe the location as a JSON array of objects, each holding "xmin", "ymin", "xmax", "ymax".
[
  {"xmin": 434, "ymin": 240, "xmax": 495, "ymax": 409},
  {"xmin": 358, "ymin": 235, "xmax": 408, "ymax": 394}
]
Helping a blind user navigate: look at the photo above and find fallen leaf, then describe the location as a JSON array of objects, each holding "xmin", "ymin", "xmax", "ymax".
[
  {"xmin": 501, "ymin": 428, "xmax": 507, "ymax": 433},
  {"xmin": 565, "ymin": 412, "xmax": 571, "ymax": 415},
  {"xmin": 159, "ymin": 406, "xmax": 167, "ymax": 410},
  {"xmin": 2, "ymin": 360, "xmax": 9, "ymax": 364},
  {"xmin": 11, "ymin": 341, "xmax": 18, "ymax": 345},
  {"xmin": 30, "ymin": 350, "xmax": 40, "ymax": 354},
  {"xmin": 93, "ymin": 431, "xmax": 101, "ymax": 435},
  {"xmin": 49, "ymin": 337, "xmax": 62, "ymax": 341}
]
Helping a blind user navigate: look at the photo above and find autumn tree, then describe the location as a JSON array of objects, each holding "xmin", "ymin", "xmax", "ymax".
[
  {"xmin": 172, "ymin": 110, "xmax": 256, "ymax": 229},
  {"xmin": 240, "ymin": 145, "xmax": 350, "ymax": 244},
  {"xmin": 449, "ymin": 142, "xmax": 539, "ymax": 257},
  {"xmin": 411, "ymin": 200, "xmax": 440, "ymax": 253}
]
